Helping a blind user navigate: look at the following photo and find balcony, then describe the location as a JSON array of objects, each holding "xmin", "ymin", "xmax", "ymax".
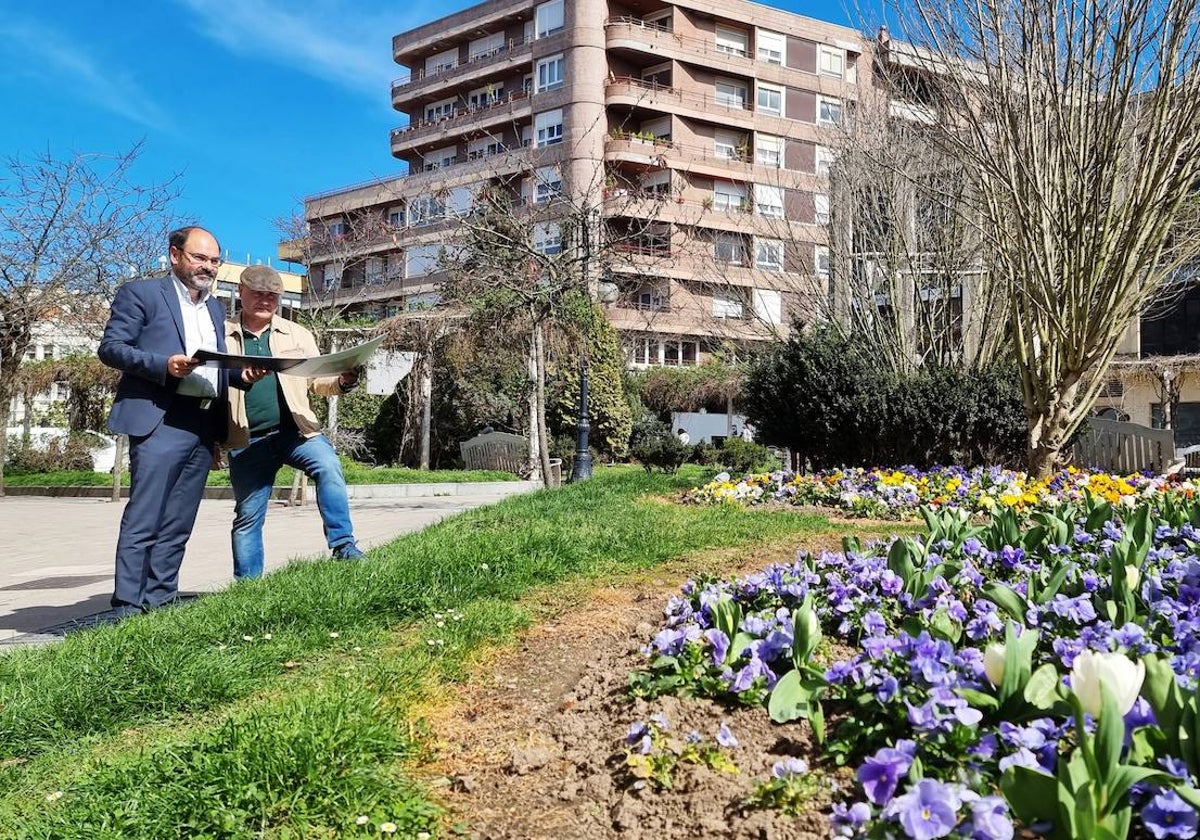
[
  {"xmin": 605, "ymin": 78, "xmax": 755, "ymax": 127},
  {"xmin": 392, "ymin": 34, "xmax": 546, "ymax": 105},
  {"xmin": 390, "ymin": 90, "xmax": 534, "ymax": 151},
  {"xmin": 605, "ymin": 18, "xmax": 755, "ymax": 74}
]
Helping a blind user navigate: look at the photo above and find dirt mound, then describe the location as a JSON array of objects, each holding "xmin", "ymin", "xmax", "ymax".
[{"xmin": 420, "ymin": 539, "xmax": 853, "ymax": 839}]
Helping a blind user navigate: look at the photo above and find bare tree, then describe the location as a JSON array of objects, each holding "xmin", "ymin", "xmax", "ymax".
[
  {"xmin": 0, "ymin": 145, "xmax": 177, "ymax": 492},
  {"xmin": 886, "ymin": 0, "xmax": 1200, "ymax": 474}
]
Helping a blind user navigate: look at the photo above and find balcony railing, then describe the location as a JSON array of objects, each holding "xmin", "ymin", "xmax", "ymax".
[
  {"xmin": 604, "ymin": 18, "xmax": 758, "ymax": 68},
  {"xmin": 392, "ymin": 35, "xmax": 533, "ymax": 89},
  {"xmin": 615, "ymin": 298, "xmax": 673, "ymax": 312},
  {"xmin": 606, "ymin": 77, "xmax": 754, "ymax": 116},
  {"xmin": 391, "ymin": 90, "xmax": 533, "ymax": 140}
]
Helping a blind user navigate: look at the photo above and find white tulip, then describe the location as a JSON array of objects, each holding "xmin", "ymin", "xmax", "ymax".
[
  {"xmin": 1125, "ymin": 565, "xmax": 1140, "ymax": 590},
  {"xmin": 1070, "ymin": 650, "xmax": 1145, "ymax": 718},
  {"xmin": 983, "ymin": 643, "xmax": 1006, "ymax": 686}
]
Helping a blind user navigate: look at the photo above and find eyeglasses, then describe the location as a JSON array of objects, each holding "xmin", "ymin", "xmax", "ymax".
[{"xmin": 179, "ymin": 249, "xmax": 223, "ymax": 268}]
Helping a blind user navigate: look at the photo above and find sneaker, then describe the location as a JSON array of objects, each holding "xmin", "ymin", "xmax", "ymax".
[{"xmin": 334, "ymin": 544, "xmax": 365, "ymax": 561}]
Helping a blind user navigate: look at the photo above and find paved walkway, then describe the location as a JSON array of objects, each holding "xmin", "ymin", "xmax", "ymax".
[{"xmin": 0, "ymin": 487, "xmax": 524, "ymax": 645}]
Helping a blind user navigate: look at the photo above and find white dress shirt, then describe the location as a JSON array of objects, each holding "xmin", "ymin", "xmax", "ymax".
[{"xmin": 171, "ymin": 277, "xmax": 220, "ymax": 398}]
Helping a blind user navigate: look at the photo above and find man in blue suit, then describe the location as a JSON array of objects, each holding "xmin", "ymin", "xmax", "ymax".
[{"xmin": 99, "ymin": 225, "xmax": 261, "ymax": 615}]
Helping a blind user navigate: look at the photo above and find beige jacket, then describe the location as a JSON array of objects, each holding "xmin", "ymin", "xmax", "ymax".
[{"xmin": 224, "ymin": 316, "xmax": 343, "ymax": 449}]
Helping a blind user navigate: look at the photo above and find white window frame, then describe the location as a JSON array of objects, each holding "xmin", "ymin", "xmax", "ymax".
[
  {"xmin": 468, "ymin": 136, "xmax": 505, "ymax": 160},
  {"xmin": 818, "ymin": 45, "xmax": 845, "ymax": 79},
  {"xmin": 713, "ymin": 292, "xmax": 744, "ymax": 319},
  {"xmin": 423, "ymin": 145, "xmax": 456, "ymax": 171},
  {"xmin": 425, "ymin": 97, "xmax": 456, "ymax": 122},
  {"xmin": 713, "ymin": 129, "xmax": 741, "ymax": 161},
  {"xmin": 815, "ymin": 193, "xmax": 830, "ymax": 225},
  {"xmin": 713, "ymin": 232, "xmax": 745, "ymax": 264},
  {"xmin": 713, "ymin": 181, "xmax": 747, "ymax": 211},
  {"xmin": 714, "ymin": 25, "xmax": 748, "ymax": 57},
  {"xmin": 467, "ymin": 85, "xmax": 504, "ymax": 109},
  {"xmin": 536, "ymin": 0, "xmax": 564, "ymax": 38},
  {"xmin": 811, "ymin": 244, "xmax": 830, "ymax": 280},
  {"xmin": 757, "ymin": 83, "xmax": 784, "ymax": 117},
  {"xmin": 536, "ymin": 54, "xmax": 565, "ymax": 92},
  {"xmin": 714, "ymin": 78, "xmax": 747, "ymax": 109},
  {"xmin": 425, "ymin": 48, "xmax": 458, "ymax": 76},
  {"xmin": 816, "ymin": 145, "xmax": 837, "ymax": 177},
  {"xmin": 408, "ymin": 194, "xmax": 446, "ymax": 226},
  {"xmin": 534, "ymin": 109, "xmax": 564, "ymax": 147},
  {"xmin": 405, "ymin": 245, "xmax": 441, "ymax": 278},
  {"xmin": 753, "ymin": 289, "xmax": 783, "ymax": 326},
  {"xmin": 756, "ymin": 134, "xmax": 783, "ymax": 168},
  {"xmin": 757, "ymin": 29, "xmax": 785, "ymax": 65},
  {"xmin": 534, "ymin": 165, "xmax": 563, "ymax": 203},
  {"xmin": 755, "ymin": 238, "xmax": 784, "ymax": 270},
  {"xmin": 755, "ymin": 184, "xmax": 784, "ymax": 218},
  {"xmin": 818, "ymin": 96, "xmax": 843, "ymax": 126},
  {"xmin": 534, "ymin": 221, "xmax": 563, "ymax": 254},
  {"xmin": 469, "ymin": 32, "xmax": 505, "ymax": 62}
]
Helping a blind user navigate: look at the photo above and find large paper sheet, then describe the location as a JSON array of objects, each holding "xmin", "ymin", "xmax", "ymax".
[{"xmin": 194, "ymin": 335, "xmax": 385, "ymax": 378}]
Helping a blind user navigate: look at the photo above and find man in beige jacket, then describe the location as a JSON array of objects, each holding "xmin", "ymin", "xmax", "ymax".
[{"xmin": 225, "ymin": 265, "xmax": 364, "ymax": 578}]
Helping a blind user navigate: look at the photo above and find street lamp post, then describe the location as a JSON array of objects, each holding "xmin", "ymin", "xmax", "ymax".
[{"xmin": 569, "ymin": 352, "xmax": 593, "ymax": 482}]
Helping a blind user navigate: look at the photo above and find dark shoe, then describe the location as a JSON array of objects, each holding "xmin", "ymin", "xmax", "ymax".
[{"xmin": 333, "ymin": 543, "xmax": 365, "ymax": 561}]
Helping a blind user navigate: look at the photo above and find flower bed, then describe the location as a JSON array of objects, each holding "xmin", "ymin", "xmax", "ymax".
[
  {"xmin": 631, "ymin": 496, "xmax": 1200, "ymax": 838},
  {"xmin": 685, "ymin": 465, "xmax": 1193, "ymax": 520}
]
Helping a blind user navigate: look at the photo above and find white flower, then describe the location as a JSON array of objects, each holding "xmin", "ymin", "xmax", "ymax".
[
  {"xmin": 983, "ymin": 643, "xmax": 1006, "ymax": 686},
  {"xmin": 1125, "ymin": 565, "xmax": 1140, "ymax": 590},
  {"xmin": 242, "ymin": 635, "xmax": 254, "ymax": 642},
  {"xmin": 45, "ymin": 790, "xmax": 63, "ymax": 802},
  {"xmin": 355, "ymin": 815, "xmax": 370, "ymax": 826},
  {"xmin": 329, "ymin": 632, "xmax": 340, "ymax": 639},
  {"xmin": 714, "ymin": 472, "xmax": 731, "ymax": 483},
  {"xmin": 380, "ymin": 822, "xmax": 397, "ymax": 834},
  {"xmin": 480, "ymin": 563, "xmax": 490, "ymax": 571},
  {"xmin": 1070, "ymin": 650, "xmax": 1145, "ymax": 718},
  {"xmin": 263, "ymin": 633, "xmax": 273, "ymax": 641}
]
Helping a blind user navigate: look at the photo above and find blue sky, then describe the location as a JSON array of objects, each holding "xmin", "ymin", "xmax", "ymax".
[{"xmin": 0, "ymin": 0, "xmax": 861, "ymax": 269}]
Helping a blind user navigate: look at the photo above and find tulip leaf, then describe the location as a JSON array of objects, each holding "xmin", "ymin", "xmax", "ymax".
[
  {"xmin": 1174, "ymin": 784, "xmax": 1200, "ymax": 810},
  {"xmin": 768, "ymin": 669, "xmax": 811, "ymax": 724},
  {"xmin": 983, "ymin": 582, "xmax": 1028, "ymax": 624},
  {"xmin": 1103, "ymin": 767, "xmax": 1174, "ymax": 815},
  {"xmin": 1094, "ymin": 684, "xmax": 1124, "ymax": 785},
  {"xmin": 710, "ymin": 598, "xmax": 742, "ymax": 647},
  {"xmin": 957, "ymin": 688, "xmax": 999, "ymax": 710},
  {"xmin": 999, "ymin": 765, "xmax": 1058, "ymax": 831},
  {"xmin": 1024, "ymin": 664, "xmax": 1063, "ymax": 710}
]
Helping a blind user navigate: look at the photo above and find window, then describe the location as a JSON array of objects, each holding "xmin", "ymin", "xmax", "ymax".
[
  {"xmin": 713, "ymin": 232, "xmax": 745, "ymax": 264},
  {"xmin": 536, "ymin": 0, "xmax": 564, "ymax": 37},
  {"xmin": 425, "ymin": 48, "xmax": 458, "ymax": 76},
  {"xmin": 536, "ymin": 55, "xmax": 565, "ymax": 92},
  {"xmin": 757, "ymin": 83, "xmax": 783, "ymax": 116},
  {"xmin": 365, "ymin": 257, "xmax": 385, "ymax": 285},
  {"xmin": 425, "ymin": 97, "xmax": 456, "ymax": 122},
  {"xmin": 447, "ymin": 186, "xmax": 473, "ymax": 217},
  {"xmin": 714, "ymin": 79, "xmax": 747, "ymax": 108},
  {"xmin": 753, "ymin": 289, "xmax": 783, "ymax": 326},
  {"xmin": 326, "ymin": 220, "xmax": 346, "ymax": 238},
  {"xmin": 534, "ymin": 222, "xmax": 562, "ymax": 254},
  {"xmin": 818, "ymin": 45, "xmax": 845, "ymax": 79},
  {"xmin": 714, "ymin": 129, "xmax": 742, "ymax": 160},
  {"xmin": 468, "ymin": 136, "xmax": 505, "ymax": 159},
  {"xmin": 423, "ymin": 145, "xmax": 456, "ymax": 171},
  {"xmin": 408, "ymin": 194, "xmax": 446, "ymax": 226},
  {"xmin": 534, "ymin": 166, "xmax": 563, "ymax": 202},
  {"xmin": 756, "ymin": 238, "xmax": 783, "ymax": 269},
  {"xmin": 756, "ymin": 134, "xmax": 783, "ymax": 167},
  {"xmin": 638, "ymin": 291, "xmax": 664, "ymax": 310},
  {"xmin": 387, "ymin": 207, "xmax": 405, "ymax": 227},
  {"xmin": 405, "ymin": 245, "xmax": 441, "ymax": 277},
  {"xmin": 467, "ymin": 85, "xmax": 504, "ymax": 109},
  {"xmin": 321, "ymin": 263, "xmax": 342, "ymax": 289},
  {"xmin": 757, "ymin": 29, "xmax": 785, "ymax": 64},
  {"xmin": 715, "ymin": 25, "xmax": 748, "ymax": 57},
  {"xmin": 713, "ymin": 180, "xmax": 747, "ymax": 211},
  {"xmin": 815, "ymin": 193, "xmax": 830, "ymax": 225},
  {"xmin": 535, "ymin": 109, "xmax": 563, "ymax": 146},
  {"xmin": 818, "ymin": 96, "xmax": 843, "ymax": 125},
  {"xmin": 815, "ymin": 245, "xmax": 831, "ymax": 279},
  {"xmin": 755, "ymin": 184, "xmax": 783, "ymax": 218},
  {"xmin": 469, "ymin": 32, "xmax": 505, "ymax": 61},
  {"xmin": 816, "ymin": 145, "xmax": 837, "ymax": 177},
  {"xmin": 663, "ymin": 340, "xmax": 699, "ymax": 366},
  {"xmin": 713, "ymin": 292, "xmax": 744, "ymax": 319},
  {"xmin": 640, "ymin": 169, "xmax": 671, "ymax": 195}
]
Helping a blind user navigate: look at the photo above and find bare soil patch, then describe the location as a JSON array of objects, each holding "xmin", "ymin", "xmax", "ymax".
[{"xmin": 416, "ymin": 535, "xmax": 871, "ymax": 839}]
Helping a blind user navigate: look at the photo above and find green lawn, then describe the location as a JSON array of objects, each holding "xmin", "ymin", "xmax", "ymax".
[
  {"xmin": 0, "ymin": 466, "xmax": 901, "ymax": 838},
  {"xmin": 4, "ymin": 462, "xmax": 518, "ymax": 487}
]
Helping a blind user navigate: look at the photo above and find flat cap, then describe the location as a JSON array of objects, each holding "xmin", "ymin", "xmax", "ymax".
[{"xmin": 240, "ymin": 265, "xmax": 283, "ymax": 293}]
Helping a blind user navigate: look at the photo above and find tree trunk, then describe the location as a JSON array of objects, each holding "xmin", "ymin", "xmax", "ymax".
[
  {"xmin": 418, "ymin": 353, "xmax": 432, "ymax": 471},
  {"xmin": 1025, "ymin": 396, "xmax": 1078, "ymax": 477},
  {"xmin": 534, "ymin": 321, "xmax": 553, "ymax": 489},
  {"xmin": 526, "ymin": 328, "xmax": 541, "ymax": 481}
]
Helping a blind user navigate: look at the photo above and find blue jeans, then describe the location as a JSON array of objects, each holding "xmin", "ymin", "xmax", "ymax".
[{"xmin": 229, "ymin": 430, "xmax": 357, "ymax": 579}]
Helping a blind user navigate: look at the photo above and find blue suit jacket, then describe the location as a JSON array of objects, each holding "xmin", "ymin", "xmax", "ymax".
[{"xmin": 99, "ymin": 275, "xmax": 230, "ymax": 438}]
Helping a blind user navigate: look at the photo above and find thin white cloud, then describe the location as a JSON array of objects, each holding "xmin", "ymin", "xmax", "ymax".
[
  {"xmin": 0, "ymin": 15, "xmax": 170, "ymax": 130},
  {"xmin": 175, "ymin": 0, "xmax": 420, "ymax": 100}
]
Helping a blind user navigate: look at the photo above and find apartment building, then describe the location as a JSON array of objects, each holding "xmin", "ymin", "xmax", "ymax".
[{"xmin": 298, "ymin": 0, "xmax": 868, "ymax": 368}]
